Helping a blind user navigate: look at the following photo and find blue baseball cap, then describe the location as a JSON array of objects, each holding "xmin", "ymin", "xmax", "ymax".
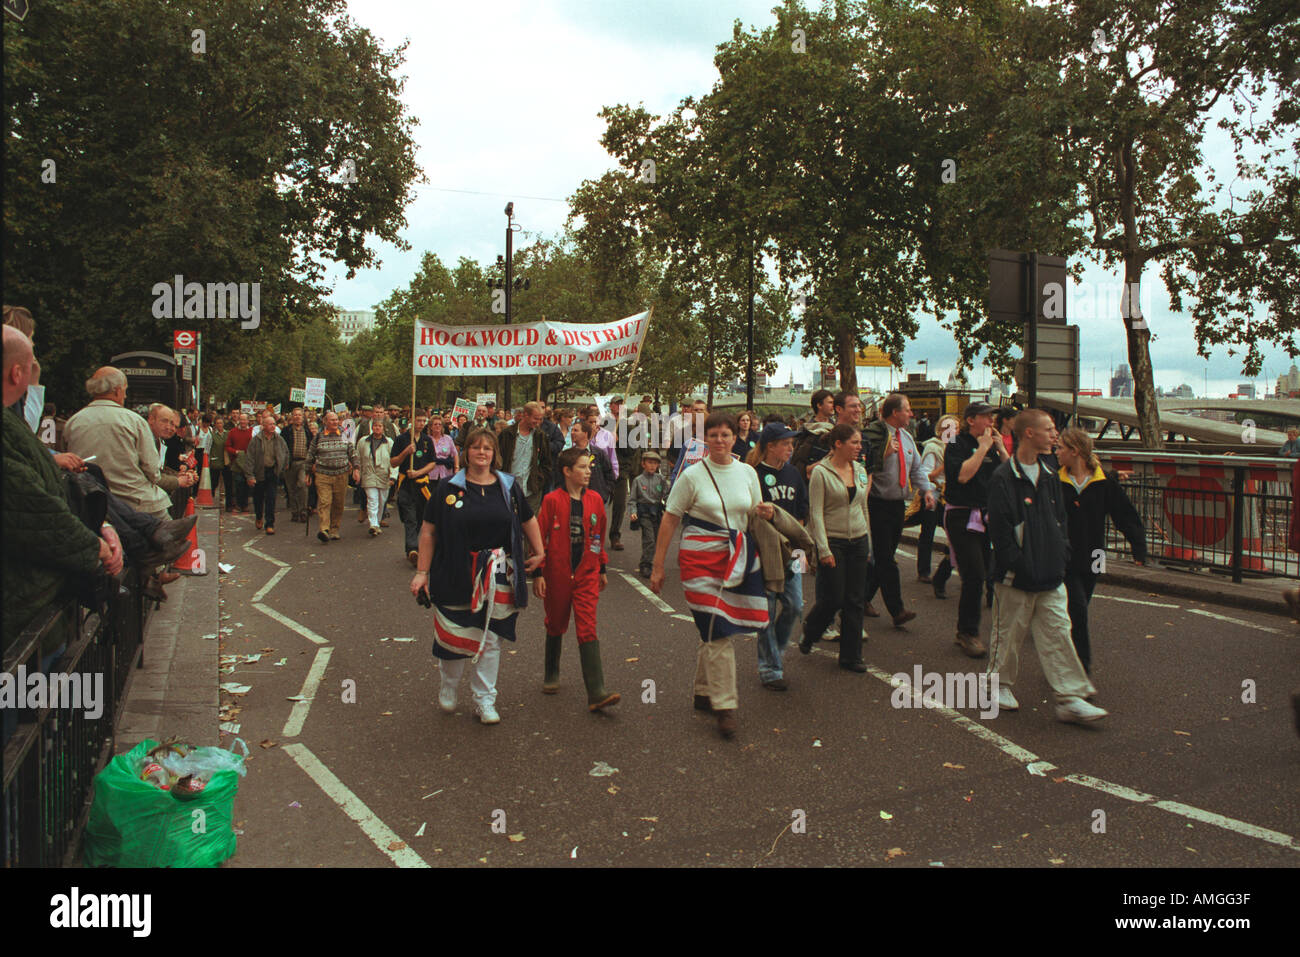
[{"xmin": 760, "ymin": 422, "xmax": 799, "ymax": 444}]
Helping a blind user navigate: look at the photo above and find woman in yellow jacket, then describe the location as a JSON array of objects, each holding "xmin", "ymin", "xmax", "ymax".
[{"xmin": 799, "ymin": 424, "xmax": 873, "ymax": 672}]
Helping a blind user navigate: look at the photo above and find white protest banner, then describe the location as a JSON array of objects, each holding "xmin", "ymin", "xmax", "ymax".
[
  {"xmin": 273, "ymin": 403, "xmax": 282, "ymax": 414},
  {"xmin": 305, "ymin": 377, "xmax": 326, "ymax": 407},
  {"xmin": 341, "ymin": 419, "xmax": 355, "ymax": 446},
  {"xmin": 413, "ymin": 311, "xmax": 651, "ymax": 376},
  {"xmin": 240, "ymin": 401, "xmax": 255, "ymax": 416},
  {"xmin": 289, "ymin": 387, "xmax": 307, "ymax": 404},
  {"xmin": 332, "ymin": 402, "xmax": 349, "ymax": 413},
  {"xmin": 475, "ymin": 393, "xmax": 496, "ymax": 408},
  {"xmin": 452, "ymin": 398, "xmax": 476, "ymax": 421}
]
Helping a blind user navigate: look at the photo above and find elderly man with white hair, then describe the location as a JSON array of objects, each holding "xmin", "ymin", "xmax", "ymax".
[{"xmin": 65, "ymin": 369, "xmax": 177, "ymax": 520}]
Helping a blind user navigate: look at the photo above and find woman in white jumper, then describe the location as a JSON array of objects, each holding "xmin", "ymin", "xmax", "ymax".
[{"xmin": 650, "ymin": 411, "xmax": 774, "ymax": 740}]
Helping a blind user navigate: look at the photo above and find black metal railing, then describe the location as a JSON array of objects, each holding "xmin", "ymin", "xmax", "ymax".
[
  {"xmin": 2, "ymin": 565, "xmax": 147, "ymax": 867},
  {"xmin": 1097, "ymin": 451, "xmax": 1295, "ymax": 582}
]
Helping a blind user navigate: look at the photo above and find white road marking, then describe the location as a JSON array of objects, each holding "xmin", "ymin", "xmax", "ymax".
[
  {"xmin": 243, "ymin": 542, "xmax": 289, "ymax": 568},
  {"xmin": 865, "ymin": 663, "xmax": 1047, "ymax": 765},
  {"xmin": 252, "ymin": 566, "xmax": 290, "ymax": 603},
  {"xmin": 1093, "ymin": 594, "xmax": 1180, "ymax": 608},
  {"xmin": 618, "ymin": 571, "xmax": 676, "ymax": 613},
  {"xmin": 1186, "ymin": 608, "xmax": 1286, "ymax": 635},
  {"xmin": 672, "ymin": 613, "xmax": 694, "ymax": 622},
  {"xmin": 626, "ymin": 554, "xmax": 1300, "ymax": 853},
  {"xmin": 253, "ymin": 601, "xmax": 329, "ymax": 645},
  {"xmin": 1065, "ymin": 774, "xmax": 1299, "ymax": 851},
  {"xmin": 282, "ymin": 742, "xmax": 430, "ymax": 867},
  {"xmin": 282, "ymin": 646, "xmax": 334, "ymax": 737}
]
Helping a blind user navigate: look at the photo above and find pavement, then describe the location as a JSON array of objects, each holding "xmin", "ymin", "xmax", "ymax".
[{"xmin": 114, "ymin": 495, "xmax": 1300, "ymax": 868}]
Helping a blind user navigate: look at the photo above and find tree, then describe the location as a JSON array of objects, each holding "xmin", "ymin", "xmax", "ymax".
[
  {"xmin": 911, "ymin": 0, "xmax": 1299, "ymax": 446},
  {"xmin": 4, "ymin": 0, "xmax": 421, "ymax": 412}
]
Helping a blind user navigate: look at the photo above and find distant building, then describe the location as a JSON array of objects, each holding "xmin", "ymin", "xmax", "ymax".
[
  {"xmin": 1109, "ymin": 364, "xmax": 1134, "ymax": 397},
  {"xmin": 1276, "ymin": 364, "xmax": 1300, "ymax": 397},
  {"xmin": 1235, "ymin": 383, "xmax": 1257, "ymax": 399},
  {"xmin": 335, "ymin": 308, "xmax": 376, "ymax": 343},
  {"xmin": 1171, "ymin": 383, "xmax": 1195, "ymax": 399}
]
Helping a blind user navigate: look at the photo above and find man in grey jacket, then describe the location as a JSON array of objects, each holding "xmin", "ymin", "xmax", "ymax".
[{"xmin": 244, "ymin": 410, "xmax": 289, "ymax": 534}]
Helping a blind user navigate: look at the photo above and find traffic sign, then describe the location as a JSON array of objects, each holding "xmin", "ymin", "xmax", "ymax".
[
  {"xmin": 1162, "ymin": 475, "xmax": 1229, "ymax": 549},
  {"xmin": 173, "ymin": 330, "xmax": 198, "ymax": 352}
]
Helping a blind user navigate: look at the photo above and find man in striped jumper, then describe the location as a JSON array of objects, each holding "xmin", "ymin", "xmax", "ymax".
[{"xmin": 307, "ymin": 410, "xmax": 359, "ymax": 543}]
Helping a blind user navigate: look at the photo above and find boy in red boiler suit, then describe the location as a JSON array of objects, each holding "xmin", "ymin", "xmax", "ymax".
[{"xmin": 533, "ymin": 447, "xmax": 620, "ymax": 711}]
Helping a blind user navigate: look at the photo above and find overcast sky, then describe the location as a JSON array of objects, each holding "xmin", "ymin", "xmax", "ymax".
[{"xmin": 327, "ymin": 0, "xmax": 1296, "ymax": 398}]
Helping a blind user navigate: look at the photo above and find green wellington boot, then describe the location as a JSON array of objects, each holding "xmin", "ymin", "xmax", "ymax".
[
  {"xmin": 578, "ymin": 640, "xmax": 620, "ymax": 711},
  {"xmin": 543, "ymin": 634, "xmax": 563, "ymax": 694}
]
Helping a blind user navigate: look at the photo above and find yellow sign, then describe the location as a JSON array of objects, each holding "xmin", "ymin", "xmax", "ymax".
[{"xmin": 855, "ymin": 346, "xmax": 894, "ymax": 368}]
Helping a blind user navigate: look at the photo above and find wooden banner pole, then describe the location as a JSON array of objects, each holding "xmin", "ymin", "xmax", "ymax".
[{"xmin": 624, "ymin": 305, "xmax": 652, "ymax": 396}]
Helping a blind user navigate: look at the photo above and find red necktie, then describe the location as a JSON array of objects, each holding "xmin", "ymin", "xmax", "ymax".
[{"xmin": 896, "ymin": 431, "xmax": 908, "ymax": 491}]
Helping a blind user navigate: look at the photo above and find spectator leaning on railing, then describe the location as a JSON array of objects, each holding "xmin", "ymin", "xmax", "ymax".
[
  {"xmin": 2, "ymin": 327, "xmax": 123, "ymax": 659},
  {"xmin": 64, "ymin": 368, "xmax": 174, "ymax": 520}
]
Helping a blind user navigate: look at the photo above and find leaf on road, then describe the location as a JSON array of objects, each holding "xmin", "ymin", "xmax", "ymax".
[
  {"xmin": 812, "ymin": 739, "xmax": 822, "ymax": 747},
  {"xmin": 942, "ymin": 762, "xmax": 964, "ymax": 769},
  {"xmin": 220, "ymin": 682, "xmax": 251, "ymax": 694},
  {"xmin": 639, "ymin": 816, "xmax": 658, "ymax": 822},
  {"xmin": 1172, "ymin": 730, "xmax": 1191, "ymax": 736},
  {"xmin": 880, "ymin": 811, "xmax": 893, "ymax": 820},
  {"xmin": 508, "ymin": 833, "xmax": 525, "ymax": 843},
  {"xmin": 259, "ymin": 739, "xmax": 276, "ymax": 749},
  {"xmin": 885, "ymin": 847, "xmax": 906, "ymax": 860},
  {"xmin": 381, "ymin": 711, "xmax": 394, "ymax": 716},
  {"xmin": 1144, "ymin": 634, "xmax": 1156, "ymax": 639},
  {"xmin": 625, "ymin": 657, "xmax": 640, "ymax": 662},
  {"xmin": 1049, "ymin": 857, "xmax": 1065, "ymax": 864},
  {"xmin": 570, "ymin": 847, "xmax": 578, "ymax": 859},
  {"xmin": 1052, "ymin": 777, "xmax": 1067, "ymax": 784},
  {"xmin": 589, "ymin": 760, "xmax": 619, "ymax": 777},
  {"xmin": 607, "ymin": 785, "xmax": 620, "ymax": 795}
]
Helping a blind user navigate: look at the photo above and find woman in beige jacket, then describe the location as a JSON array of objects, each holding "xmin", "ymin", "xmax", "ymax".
[
  {"xmin": 800, "ymin": 423, "xmax": 872, "ymax": 671},
  {"xmin": 357, "ymin": 417, "xmax": 394, "ymax": 535}
]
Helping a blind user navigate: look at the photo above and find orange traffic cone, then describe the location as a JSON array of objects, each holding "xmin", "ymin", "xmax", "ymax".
[
  {"xmin": 174, "ymin": 497, "xmax": 208, "ymax": 576},
  {"xmin": 196, "ymin": 461, "xmax": 215, "ymax": 507}
]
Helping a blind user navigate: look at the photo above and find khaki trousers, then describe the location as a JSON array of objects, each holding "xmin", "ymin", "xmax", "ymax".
[
  {"xmin": 316, "ymin": 473, "xmax": 348, "ymax": 534},
  {"xmin": 986, "ymin": 582, "xmax": 1094, "ymax": 702},
  {"xmin": 694, "ymin": 637, "xmax": 738, "ymax": 711}
]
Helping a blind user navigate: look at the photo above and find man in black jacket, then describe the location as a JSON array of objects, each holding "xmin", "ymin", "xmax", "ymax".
[{"xmin": 986, "ymin": 409, "xmax": 1108, "ymax": 724}]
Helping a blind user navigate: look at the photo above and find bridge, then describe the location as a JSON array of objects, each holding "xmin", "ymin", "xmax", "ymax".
[{"xmin": 1036, "ymin": 392, "xmax": 1294, "ymax": 446}]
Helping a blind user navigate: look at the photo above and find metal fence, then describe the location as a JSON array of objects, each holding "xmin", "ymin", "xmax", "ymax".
[
  {"xmin": 2, "ymin": 566, "xmax": 147, "ymax": 867},
  {"xmin": 1097, "ymin": 451, "xmax": 1296, "ymax": 582}
]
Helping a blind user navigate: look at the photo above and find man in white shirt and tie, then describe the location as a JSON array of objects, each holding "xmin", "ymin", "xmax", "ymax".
[{"xmin": 864, "ymin": 393, "xmax": 935, "ymax": 628}]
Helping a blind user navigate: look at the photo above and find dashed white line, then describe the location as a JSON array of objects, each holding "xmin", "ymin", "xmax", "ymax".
[
  {"xmin": 252, "ymin": 566, "xmax": 290, "ymax": 603},
  {"xmin": 1092, "ymin": 594, "xmax": 1180, "ymax": 608},
  {"xmin": 282, "ymin": 646, "xmax": 334, "ymax": 738},
  {"xmin": 618, "ymin": 571, "xmax": 676, "ymax": 613},
  {"xmin": 619, "ymin": 571, "xmax": 1297, "ymax": 853},
  {"xmin": 253, "ymin": 601, "xmax": 329, "ymax": 645},
  {"xmin": 243, "ymin": 541, "xmax": 290, "ymax": 568},
  {"xmin": 1186, "ymin": 608, "xmax": 1286, "ymax": 635},
  {"xmin": 282, "ymin": 743, "xmax": 430, "ymax": 867}
]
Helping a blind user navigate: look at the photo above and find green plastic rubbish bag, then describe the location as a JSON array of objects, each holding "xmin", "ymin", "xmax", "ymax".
[{"xmin": 83, "ymin": 738, "xmax": 245, "ymax": 868}]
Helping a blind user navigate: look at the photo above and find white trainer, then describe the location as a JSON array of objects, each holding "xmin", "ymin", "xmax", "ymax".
[
  {"xmin": 438, "ymin": 682, "xmax": 457, "ymax": 713},
  {"xmin": 477, "ymin": 701, "xmax": 501, "ymax": 724},
  {"xmin": 1056, "ymin": 698, "xmax": 1108, "ymax": 724},
  {"xmin": 997, "ymin": 685, "xmax": 1019, "ymax": 711}
]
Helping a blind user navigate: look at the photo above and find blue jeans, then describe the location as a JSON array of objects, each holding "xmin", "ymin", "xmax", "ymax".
[{"xmin": 757, "ymin": 561, "xmax": 803, "ymax": 682}]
